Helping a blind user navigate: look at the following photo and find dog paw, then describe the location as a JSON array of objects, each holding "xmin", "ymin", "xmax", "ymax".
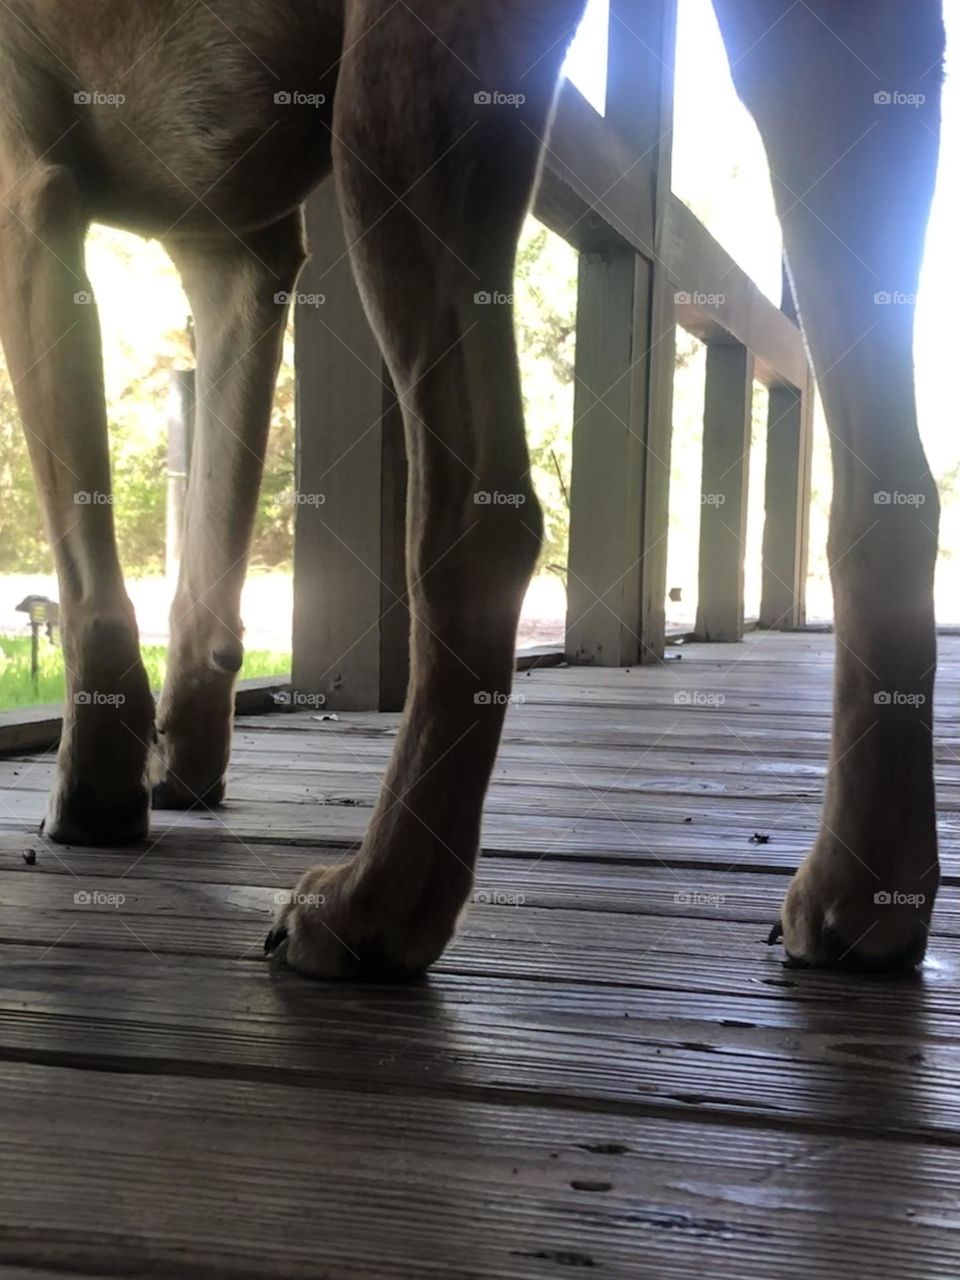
[
  {"xmin": 43, "ymin": 783, "xmax": 150, "ymax": 847},
  {"xmin": 264, "ymin": 860, "xmax": 455, "ymax": 982},
  {"xmin": 773, "ymin": 840, "xmax": 938, "ymax": 973}
]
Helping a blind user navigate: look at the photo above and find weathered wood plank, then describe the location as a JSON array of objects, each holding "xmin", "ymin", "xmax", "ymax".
[
  {"xmin": 3, "ymin": 1061, "xmax": 959, "ymax": 1280},
  {"xmin": 1, "ymin": 941, "xmax": 960, "ymax": 1153}
]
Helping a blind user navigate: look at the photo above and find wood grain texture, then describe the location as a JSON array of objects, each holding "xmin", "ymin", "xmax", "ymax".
[{"xmin": 0, "ymin": 631, "xmax": 957, "ymax": 1276}]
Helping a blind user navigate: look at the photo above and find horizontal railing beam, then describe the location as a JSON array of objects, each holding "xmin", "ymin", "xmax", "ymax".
[{"xmin": 663, "ymin": 196, "xmax": 808, "ymax": 390}]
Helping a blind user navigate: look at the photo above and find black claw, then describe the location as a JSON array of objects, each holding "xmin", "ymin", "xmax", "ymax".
[
  {"xmin": 264, "ymin": 925, "xmax": 289, "ymax": 956},
  {"xmin": 767, "ymin": 919, "xmax": 784, "ymax": 945}
]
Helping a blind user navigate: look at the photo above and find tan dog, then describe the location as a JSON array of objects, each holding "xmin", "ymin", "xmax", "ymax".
[{"xmin": 0, "ymin": 1, "xmax": 943, "ymax": 977}]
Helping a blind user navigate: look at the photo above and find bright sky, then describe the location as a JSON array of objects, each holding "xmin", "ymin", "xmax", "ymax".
[{"xmin": 564, "ymin": 0, "xmax": 959, "ymax": 480}]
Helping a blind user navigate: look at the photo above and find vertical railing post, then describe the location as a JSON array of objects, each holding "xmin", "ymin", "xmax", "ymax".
[
  {"xmin": 565, "ymin": 0, "xmax": 678, "ymax": 665},
  {"xmin": 760, "ymin": 374, "xmax": 814, "ymax": 629},
  {"xmin": 292, "ymin": 178, "xmax": 409, "ymax": 711},
  {"xmin": 695, "ymin": 342, "xmax": 755, "ymax": 641}
]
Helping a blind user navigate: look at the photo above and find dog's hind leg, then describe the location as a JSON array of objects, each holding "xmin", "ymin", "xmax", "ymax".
[
  {"xmin": 151, "ymin": 213, "xmax": 307, "ymax": 809},
  {"xmin": 714, "ymin": 0, "xmax": 944, "ymax": 969},
  {"xmin": 267, "ymin": 0, "xmax": 587, "ymax": 978},
  {"xmin": 0, "ymin": 157, "xmax": 155, "ymax": 844}
]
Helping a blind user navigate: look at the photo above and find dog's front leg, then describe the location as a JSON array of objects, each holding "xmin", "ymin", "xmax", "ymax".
[
  {"xmin": 715, "ymin": 0, "xmax": 944, "ymax": 969},
  {"xmin": 0, "ymin": 162, "xmax": 154, "ymax": 844},
  {"xmin": 267, "ymin": 0, "xmax": 588, "ymax": 979},
  {"xmin": 152, "ymin": 214, "xmax": 308, "ymax": 810}
]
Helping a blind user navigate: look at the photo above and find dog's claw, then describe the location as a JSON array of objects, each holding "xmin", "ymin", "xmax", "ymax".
[{"xmin": 264, "ymin": 925, "xmax": 289, "ymax": 957}]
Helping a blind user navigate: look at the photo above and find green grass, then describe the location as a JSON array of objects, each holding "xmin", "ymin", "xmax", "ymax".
[{"xmin": 0, "ymin": 634, "xmax": 290, "ymax": 712}]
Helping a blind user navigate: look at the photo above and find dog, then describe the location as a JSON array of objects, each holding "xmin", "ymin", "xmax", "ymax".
[{"xmin": 0, "ymin": 1, "xmax": 943, "ymax": 977}]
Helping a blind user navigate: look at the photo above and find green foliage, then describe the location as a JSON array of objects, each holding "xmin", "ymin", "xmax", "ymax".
[
  {"xmin": 0, "ymin": 634, "xmax": 288, "ymax": 711},
  {"xmin": 515, "ymin": 220, "xmax": 577, "ymax": 575},
  {"xmin": 0, "ymin": 388, "xmax": 47, "ymax": 571},
  {"xmin": 0, "ymin": 228, "xmax": 298, "ymax": 578},
  {"xmin": 250, "ymin": 327, "xmax": 297, "ymax": 570}
]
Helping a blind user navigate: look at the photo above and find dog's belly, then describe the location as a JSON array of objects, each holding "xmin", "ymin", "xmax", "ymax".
[{"xmin": 5, "ymin": 0, "xmax": 346, "ymax": 236}]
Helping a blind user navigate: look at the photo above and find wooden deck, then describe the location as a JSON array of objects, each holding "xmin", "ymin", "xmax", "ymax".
[{"xmin": 1, "ymin": 630, "xmax": 959, "ymax": 1278}]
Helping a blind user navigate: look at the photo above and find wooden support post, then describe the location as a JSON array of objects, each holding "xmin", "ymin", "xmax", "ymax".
[
  {"xmin": 292, "ymin": 179, "xmax": 409, "ymax": 712},
  {"xmin": 695, "ymin": 343, "xmax": 755, "ymax": 642},
  {"xmin": 566, "ymin": 252, "xmax": 651, "ymax": 666},
  {"xmin": 760, "ymin": 376, "xmax": 814, "ymax": 629},
  {"xmin": 565, "ymin": 0, "xmax": 678, "ymax": 666}
]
